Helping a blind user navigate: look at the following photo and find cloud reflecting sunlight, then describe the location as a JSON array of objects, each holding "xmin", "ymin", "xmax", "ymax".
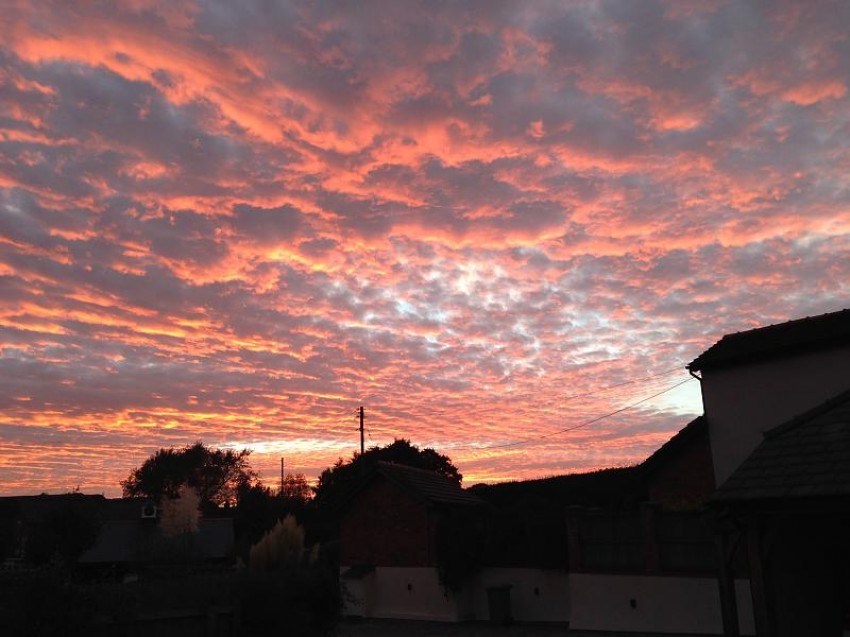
[{"xmin": 1, "ymin": 0, "xmax": 848, "ymax": 494}]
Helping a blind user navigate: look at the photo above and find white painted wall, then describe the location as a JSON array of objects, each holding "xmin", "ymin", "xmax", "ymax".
[
  {"xmin": 569, "ymin": 573, "xmax": 755, "ymax": 635},
  {"xmin": 469, "ymin": 568, "xmax": 570, "ymax": 623},
  {"xmin": 340, "ymin": 567, "xmax": 472, "ymax": 621},
  {"xmin": 341, "ymin": 567, "xmax": 570, "ymax": 623},
  {"xmin": 700, "ymin": 344, "xmax": 850, "ymax": 485},
  {"xmin": 344, "ymin": 568, "xmax": 755, "ymax": 634}
]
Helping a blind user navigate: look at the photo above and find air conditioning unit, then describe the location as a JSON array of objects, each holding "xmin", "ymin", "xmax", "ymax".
[{"xmin": 141, "ymin": 504, "xmax": 158, "ymax": 519}]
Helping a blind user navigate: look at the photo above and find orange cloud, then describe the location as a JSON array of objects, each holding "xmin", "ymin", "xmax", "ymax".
[{"xmin": 1, "ymin": 0, "xmax": 848, "ymax": 496}]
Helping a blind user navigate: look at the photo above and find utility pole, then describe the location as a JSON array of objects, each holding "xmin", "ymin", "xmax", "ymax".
[
  {"xmin": 280, "ymin": 457, "xmax": 286, "ymax": 495},
  {"xmin": 359, "ymin": 406, "xmax": 365, "ymax": 455}
]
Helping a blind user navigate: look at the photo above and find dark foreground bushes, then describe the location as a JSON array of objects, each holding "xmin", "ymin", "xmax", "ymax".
[
  {"xmin": 239, "ymin": 566, "xmax": 340, "ymax": 636},
  {"xmin": 0, "ymin": 565, "xmax": 340, "ymax": 637},
  {"xmin": 0, "ymin": 572, "xmax": 95, "ymax": 637}
]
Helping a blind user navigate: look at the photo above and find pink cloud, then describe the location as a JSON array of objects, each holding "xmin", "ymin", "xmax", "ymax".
[{"xmin": 0, "ymin": 0, "xmax": 848, "ymax": 495}]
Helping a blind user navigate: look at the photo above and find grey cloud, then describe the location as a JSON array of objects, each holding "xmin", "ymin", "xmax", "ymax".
[{"xmin": 232, "ymin": 203, "xmax": 303, "ymax": 245}]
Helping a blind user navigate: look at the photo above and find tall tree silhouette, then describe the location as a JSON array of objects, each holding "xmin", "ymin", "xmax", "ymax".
[
  {"xmin": 121, "ymin": 442, "xmax": 256, "ymax": 509},
  {"xmin": 314, "ymin": 438, "xmax": 461, "ymax": 504}
]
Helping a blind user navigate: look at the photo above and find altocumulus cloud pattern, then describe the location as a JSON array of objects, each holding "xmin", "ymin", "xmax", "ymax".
[{"xmin": 0, "ymin": 0, "xmax": 848, "ymax": 494}]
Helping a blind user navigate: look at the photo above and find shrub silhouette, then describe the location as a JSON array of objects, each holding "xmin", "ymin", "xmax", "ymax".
[{"xmin": 249, "ymin": 514, "xmax": 307, "ymax": 570}]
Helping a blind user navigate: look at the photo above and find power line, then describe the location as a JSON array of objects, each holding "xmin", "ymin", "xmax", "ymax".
[
  {"xmin": 456, "ymin": 376, "xmax": 696, "ymax": 451},
  {"xmin": 337, "ymin": 365, "xmax": 694, "ymax": 453},
  {"xmin": 558, "ymin": 366, "xmax": 683, "ymax": 401},
  {"xmin": 406, "ymin": 363, "xmax": 688, "ymax": 420}
]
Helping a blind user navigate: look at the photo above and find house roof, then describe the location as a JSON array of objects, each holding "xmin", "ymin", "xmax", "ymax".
[
  {"xmin": 641, "ymin": 416, "xmax": 707, "ymax": 475},
  {"xmin": 77, "ymin": 520, "xmax": 141, "ymax": 563},
  {"xmin": 713, "ymin": 388, "xmax": 850, "ymax": 503},
  {"xmin": 1, "ymin": 493, "xmax": 106, "ymax": 522},
  {"xmin": 100, "ymin": 497, "xmax": 155, "ymax": 520},
  {"xmin": 78, "ymin": 517, "xmax": 234, "ymax": 563},
  {"xmin": 688, "ymin": 308, "xmax": 850, "ymax": 372},
  {"xmin": 374, "ymin": 461, "xmax": 485, "ymax": 508},
  {"xmin": 197, "ymin": 518, "xmax": 235, "ymax": 558},
  {"xmin": 0, "ymin": 494, "xmax": 234, "ymax": 564},
  {"xmin": 0, "ymin": 494, "xmax": 155, "ymax": 523}
]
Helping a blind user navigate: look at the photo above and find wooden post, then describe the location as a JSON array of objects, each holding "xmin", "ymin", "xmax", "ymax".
[
  {"xmin": 359, "ymin": 406, "xmax": 365, "ymax": 455},
  {"xmin": 715, "ymin": 528, "xmax": 740, "ymax": 636},
  {"xmin": 565, "ymin": 509, "xmax": 583, "ymax": 573},
  {"xmin": 746, "ymin": 515, "xmax": 772, "ymax": 636},
  {"xmin": 641, "ymin": 504, "xmax": 659, "ymax": 574}
]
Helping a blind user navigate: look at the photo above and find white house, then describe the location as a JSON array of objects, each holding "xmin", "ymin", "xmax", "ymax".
[
  {"xmin": 687, "ymin": 308, "xmax": 850, "ymax": 485},
  {"xmin": 690, "ymin": 308, "xmax": 850, "ymax": 636}
]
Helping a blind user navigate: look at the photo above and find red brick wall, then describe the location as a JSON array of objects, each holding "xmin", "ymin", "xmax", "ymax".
[
  {"xmin": 340, "ymin": 477, "xmax": 433, "ymax": 567},
  {"xmin": 648, "ymin": 428, "xmax": 716, "ymax": 507}
]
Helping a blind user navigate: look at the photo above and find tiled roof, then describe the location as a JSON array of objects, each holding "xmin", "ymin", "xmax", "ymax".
[
  {"xmin": 0, "ymin": 495, "xmax": 154, "ymax": 523},
  {"xmin": 78, "ymin": 517, "xmax": 234, "ymax": 563},
  {"xmin": 713, "ymin": 388, "xmax": 850, "ymax": 502},
  {"xmin": 376, "ymin": 461, "xmax": 485, "ymax": 508},
  {"xmin": 78, "ymin": 520, "xmax": 141, "ymax": 563},
  {"xmin": 8, "ymin": 493, "xmax": 105, "ymax": 522},
  {"xmin": 688, "ymin": 308, "xmax": 850, "ymax": 372},
  {"xmin": 641, "ymin": 416, "xmax": 706, "ymax": 474},
  {"xmin": 101, "ymin": 497, "xmax": 155, "ymax": 520}
]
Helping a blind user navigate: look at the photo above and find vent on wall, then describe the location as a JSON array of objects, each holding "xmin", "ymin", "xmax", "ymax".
[{"xmin": 141, "ymin": 504, "xmax": 158, "ymax": 519}]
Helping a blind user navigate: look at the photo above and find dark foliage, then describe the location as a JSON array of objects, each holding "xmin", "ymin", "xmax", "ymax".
[
  {"xmin": 469, "ymin": 465, "xmax": 646, "ymax": 510},
  {"xmin": 121, "ymin": 442, "xmax": 256, "ymax": 509},
  {"xmin": 280, "ymin": 472, "xmax": 312, "ymax": 502},
  {"xmin": 482, "ymin": 511, "xmax": 569, "ymax": 569},
  {"xmin": 0, "ymin": 573, "xmax": 95, "ymax": 637},
  {"xmin": 314, "ymin": 438, "xmax": 461, "ymax": 504},
  {"xmin": 2, "ymin": 565, "xmax": 340, "ymax": 637},
  {"xmin": 435, "ymin": 508, "xmax": 569, "ymax": 592},
  {"xmin": 232, "ymin": 482, "xmax": 313, "ymax": 562},
  {"xmin": 435, "ymin": 509, "xmax": 486, "ymax": 592},
  {"xmin": 0, "ymin": 499, "xmax": 19, "ymax": 560},
  {"xmin": 24, "ymin": 502, "xmax": 102, "ymax": 567},
  {"xmin": 238, "ymin": 566, "xmax": 340, "ymax": 636}
]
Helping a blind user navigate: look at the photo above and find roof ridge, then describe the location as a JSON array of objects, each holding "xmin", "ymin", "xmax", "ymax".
[
  {"xmin": 688, "ymin": 307, "xmax": 850, "ymax": 372},
  {"xmin": 723, "ymin": 308, "xmax": 850, "ymax": 340},
  {"xmin": 642, "ymin": 415, "xmax": 706, "ymax": 472},
  {"xmin": 375, "ymin": 461, "xmax": 484, "ymax": 507},
  {"xmin": 712, "ymin": 385, "xmax": 850, "ymax": 503},
  {"xmin": 764, "ymin": 387, "xmax": 850, "ymax": 439},
  {"xmin": 376, "ymin": 460, "xmax": 445, "ymax": 476}
]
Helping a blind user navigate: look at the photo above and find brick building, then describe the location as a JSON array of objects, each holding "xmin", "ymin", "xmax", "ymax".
[
  {"xmin": 339, "ymin": 461, "xmax": 485, "ymax": 620},
  {"xmin": 643, "ymin": 415, "xmax": 716, "ymax": 508}
]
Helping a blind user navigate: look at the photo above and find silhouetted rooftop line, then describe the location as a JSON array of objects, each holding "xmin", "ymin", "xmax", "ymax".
[
  {"xmin": 713, "ymin": 387, "xmax": 850, "ymax": 502},
  {"xmin": 641, "ymin": 415, "xmax": 706, "ymax": 475},
  {"xmin": 375, "ymin": 461, "xmax": 485, "ymax": 508},
  {"xmin": 688, "ymin": 308, "xmax": 850, "ymax": 372}
]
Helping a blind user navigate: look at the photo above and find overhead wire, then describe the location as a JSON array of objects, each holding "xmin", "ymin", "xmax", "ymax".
[
  {"xmin": 557, "ymin": 365, "xmax": 683, "ymax": 401},
  {"xmin": 454, "ymin": 376, "xmax": 696, "ymax": 451},
  {"xmin": 402, "ymin": 363, "xmax": 688, "ymax": 420},
  {"xmin": 336, "ymin": 362, "xmax": 696, "ymax": 455}
]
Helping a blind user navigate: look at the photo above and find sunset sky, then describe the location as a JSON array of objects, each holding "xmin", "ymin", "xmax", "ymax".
[{"xmin": 1, "ymin": 1, "xmax": 849, "ymax": 496}]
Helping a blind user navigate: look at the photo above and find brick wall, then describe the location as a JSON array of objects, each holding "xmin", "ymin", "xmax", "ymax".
[
  {"xmin": 648, "ymin": 426, "xmax": 716, "ymax": 507},
  {"xmin": 340, "ymin": 477, "xmax": 434, "ymax": 567}
]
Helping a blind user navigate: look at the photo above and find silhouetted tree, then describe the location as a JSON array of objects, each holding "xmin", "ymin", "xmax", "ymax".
[
  {"xmin": 233, "ymin": 479, "xmax": 316, "ymax": 561},
  {"xmin": 121, "ymin": 442, "xmax": 256, "ymax": 509},
  {"xmin": 280, "ymin": 472, "xmax": 312, "ymax": 503},
  {"xmin": 314, "ymin": 438, "xmax": 461, "ymax": 504},
  {"xmin": 249, "ymin": 514, "xmax": 308, "ymax": 570},
  {"xmin": 159, "ymin": 484, "xmax": 201, "ymax": 537}
]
